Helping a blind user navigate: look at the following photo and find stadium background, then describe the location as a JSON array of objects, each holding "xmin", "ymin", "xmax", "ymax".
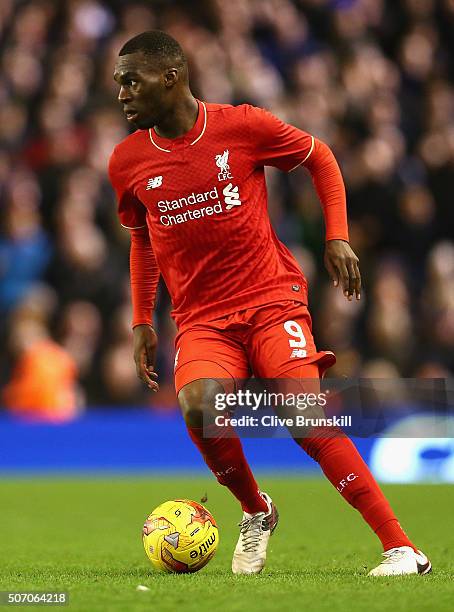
[{"xmin": 0, "ymin": 0, "xmax": 453, "ymax": 479}]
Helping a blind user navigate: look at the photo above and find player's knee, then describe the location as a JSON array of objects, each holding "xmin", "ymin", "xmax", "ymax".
[{"xmin": 178, "ymin": 379, "xmax": 224, "ymax": 428}]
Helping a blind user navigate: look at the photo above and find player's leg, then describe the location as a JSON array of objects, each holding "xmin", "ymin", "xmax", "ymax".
[
  {"xmin": 286, "ymin": 363, "xmax": 431, "ymax": 576},
  {"xmin": 179, "ymin": 377, "xmax": 268, "ymax": 514},
  {"xmin": 247, "ymin": 301, "xmax": 431, "ymax": 576},
  {"xmin": 175, "ymin": 324, "xmax": 277, "ymax": 574}
]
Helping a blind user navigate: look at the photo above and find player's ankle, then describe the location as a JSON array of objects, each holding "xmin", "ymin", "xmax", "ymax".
[
  {"xmin": 376, "ymin": 519, "xmax": 417, "ymax": 552},
  {"xmin": 241, "ymin": 492, "xmax": 269, "ymax": 515},
  {"xmin": 383, "ymin": 543, "xmax": 419, "ymax": 553}
]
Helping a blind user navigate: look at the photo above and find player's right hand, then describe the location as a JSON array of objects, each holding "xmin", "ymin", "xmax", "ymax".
[{"xmin": 133, "ymin": 324, "xmax": 159, "ymax": 392}]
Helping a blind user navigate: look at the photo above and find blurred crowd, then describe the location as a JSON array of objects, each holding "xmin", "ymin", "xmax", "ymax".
[{"xmin": 0, "ymin": 0, "xmax": 453, "ymax": 419}]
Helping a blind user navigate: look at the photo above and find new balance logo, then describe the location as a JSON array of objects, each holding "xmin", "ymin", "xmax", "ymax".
[
  {"xmin": 290, "ymin": 349, "xmax": 306, "ymax": 359},
  {"xmin": 223, "ymin": 183, "xmax": 242, "ymax": 210},
  {"xmin": 146, "ymin": 176, "xmax": 163, "ymax": 189},
  {"xmin": 215, "ymin": 150, "xmax": 233, "ymax": 181}
]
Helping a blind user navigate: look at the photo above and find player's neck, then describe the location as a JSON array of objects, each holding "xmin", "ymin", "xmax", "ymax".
[{"xmin": 154, "ymin": 94, "xmax": 199, "ymax": 140}]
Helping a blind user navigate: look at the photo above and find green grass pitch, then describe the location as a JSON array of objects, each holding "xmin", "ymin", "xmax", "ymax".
[{"xmin": 0, "ymin": 477, "xmax": 452, "ymax": 611}]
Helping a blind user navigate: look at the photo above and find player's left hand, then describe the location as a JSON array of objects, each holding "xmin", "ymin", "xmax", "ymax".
[{"xmin": 324, "ymin": 239, "xmax": 361, "ymax": 301}]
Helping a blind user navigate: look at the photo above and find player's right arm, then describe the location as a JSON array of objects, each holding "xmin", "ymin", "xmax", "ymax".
[
  {"xmin": 130, "ymin": 227, "xmax": 160, "ymax": 392},
  {"xmin": 108, "ymin": 147, "xmax": 160, "ymax": 391}
]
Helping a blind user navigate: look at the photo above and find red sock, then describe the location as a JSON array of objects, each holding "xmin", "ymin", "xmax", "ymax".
[
  {"xmin": 187, "ymin": 424, "xmax": 268, "ymax": 514},
  {"xmin": 298, "ymin": 428, "xmax": 417, "ymax": 551}
]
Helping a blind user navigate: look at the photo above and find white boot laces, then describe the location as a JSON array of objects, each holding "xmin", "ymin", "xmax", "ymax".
[
  {"xmin": 380, "ymin": 548, "xmax": 406, "ymax": 565},
  {"xmin": 238, "ymin": 513, "xmax": 266, "ymax": 553}
]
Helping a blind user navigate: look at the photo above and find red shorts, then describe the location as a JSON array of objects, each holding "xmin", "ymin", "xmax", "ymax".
[{"xmin": 174, "ymin": 301, "xmax": 335, "ymax": 395}]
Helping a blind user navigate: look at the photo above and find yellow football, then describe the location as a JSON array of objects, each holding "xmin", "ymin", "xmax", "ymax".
[{"xmin": 142, "ymin": 499, "xmax": 219, "ymax": 573}]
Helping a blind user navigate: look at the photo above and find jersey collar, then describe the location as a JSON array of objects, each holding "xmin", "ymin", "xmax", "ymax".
[{"xmin": 148, "ymin": 100, "xmax": 207, "ymax": 153}]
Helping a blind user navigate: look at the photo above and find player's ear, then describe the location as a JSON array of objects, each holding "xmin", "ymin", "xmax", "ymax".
[{"xmin": 164, "ymin": 68, "xmax": 179, "ymax": 88}]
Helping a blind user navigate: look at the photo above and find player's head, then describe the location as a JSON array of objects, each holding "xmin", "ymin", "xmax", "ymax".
[{"xmin": 114, "ymin": 30, "xmax": 188, "ymax": 129}]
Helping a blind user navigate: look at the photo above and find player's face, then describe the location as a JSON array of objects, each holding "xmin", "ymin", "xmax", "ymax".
[{"xmin": 114, "ymin": 52, "xmax": 168, "ymax": 130}]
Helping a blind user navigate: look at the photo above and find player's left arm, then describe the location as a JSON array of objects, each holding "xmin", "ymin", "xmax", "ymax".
[
  {"xmin": 302, "ymin": 138, "xmax": 361, "ymax": 301},
  {"xmin": 245, "ymin": 105, "xmax": 361, "ymax": 301}
]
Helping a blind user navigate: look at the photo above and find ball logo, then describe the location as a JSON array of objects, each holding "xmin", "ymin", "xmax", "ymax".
[
  {"xmin": 164, "ymin": 532, "xmax": 180, "ymax": 549},
  {"xmin": 189, "ymin": 533, "xmax": 217, "ymax": 558}
]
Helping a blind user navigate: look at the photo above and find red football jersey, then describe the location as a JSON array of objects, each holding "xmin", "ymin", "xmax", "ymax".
[{"xmin": 109, "ymin": 101, "xmax": 347, "ymax": 328}]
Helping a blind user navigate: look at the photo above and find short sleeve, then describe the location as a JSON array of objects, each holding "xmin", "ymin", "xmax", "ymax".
[
  {"xmin": 245, "ymin": 105, "xmax": 315, "ymax": 172},
  {"xmin": 108, "ymin": 147, "xmax": 147, "ymax": 229}
]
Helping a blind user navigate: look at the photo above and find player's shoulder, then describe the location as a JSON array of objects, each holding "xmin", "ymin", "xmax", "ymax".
[
  {"xmin": 109, "ymin": 130, "xmax": 148, "ymax": 173},
  {"xmin": 204, "ymin": 102, "xmax": 269, "ymax": 137},
  {"xmin": 204, "ymin": 101, "xmax": 259, "ymax": 122}
]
